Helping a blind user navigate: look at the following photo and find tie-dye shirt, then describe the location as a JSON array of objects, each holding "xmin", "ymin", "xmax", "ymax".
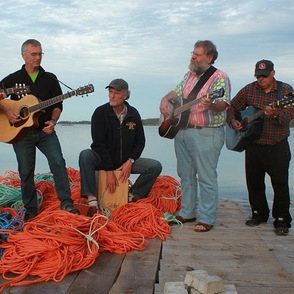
[{"xmin": 174, "ymin": 68, "xmax": 231, "ymax": 127}]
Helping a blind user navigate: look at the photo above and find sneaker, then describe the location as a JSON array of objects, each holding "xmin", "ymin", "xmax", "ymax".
[
  {"xmin": 128, "ymin": 193, "xmax": 139, "ymax": 203},
  {"xmin": 275, "ymin": 219, "xmax": 289, "ymax": 236},
  {"xmin": 61, "ymin": 204, "xmax": 80, "ymax": 214},
  {"xmin": 245, "ymin": 217, "xmax": 267, "ymax": 227}
]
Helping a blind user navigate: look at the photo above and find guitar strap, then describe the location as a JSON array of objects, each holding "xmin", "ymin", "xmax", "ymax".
[
  {"xmin": 184, "ymin": 66, "xmax": 217, "ymax": 104},
  {"xmin": 276, "ymin": 81, "xmax": 282, "ymax": 100}
]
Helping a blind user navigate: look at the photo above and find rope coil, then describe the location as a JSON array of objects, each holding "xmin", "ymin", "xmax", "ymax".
[{"xmin": 0, "ymin": 168, "xmax": 181, "ymax": 291}]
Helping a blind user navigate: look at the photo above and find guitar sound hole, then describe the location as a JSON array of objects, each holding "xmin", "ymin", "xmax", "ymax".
[{"xmin": 19, "ymin": 107, "xmax": 29, "ymax": 119}]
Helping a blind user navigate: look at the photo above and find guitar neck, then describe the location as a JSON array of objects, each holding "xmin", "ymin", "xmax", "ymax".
[
  {"xmin": 1, "ymin": 88, "xmax": 16, "ymax": 95},
  {"xmin": 246, "ymin": 100, "xmax": 281, "ymax": 124},
  {"xmin": 29, "ymin": 90, "xmax": 77, "ymax": 112},
  {"xmin": 246, "ymin": 109, "xmax": 265, "ymax": 124},
  {"xmin": 173, "ymin": 96, "xmax": 203, "ymax": 117}
]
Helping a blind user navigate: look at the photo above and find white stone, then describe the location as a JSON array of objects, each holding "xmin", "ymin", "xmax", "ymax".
[
  {"xmin": 195, "ymin": 275, "xmax": 224, "ymax": 294},
  {"xmin": 164, "ymin": 281, "xmax": 187, "ymax": 294},
  {"xmin": 224, "ymin": 283, "xmax": 238, "ymax": 294},
  {"xmin": 184, "ymin": 269, "xmax": 208, "ymax": 287}
]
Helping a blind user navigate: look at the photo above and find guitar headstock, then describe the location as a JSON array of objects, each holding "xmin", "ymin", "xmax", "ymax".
[
  {"xmin": 209, "ymin": 88, "xmax": 225, "ymax": 100},
  {"xmin": 276, "ymin": 92, "xmax": 294, "ymax": 108},
  {"xmin": 12, "ymin": 84, "xmax": 30, "ymax": 96},
  {"xmin": 0, "ymin": 84, "xmax": 30, "ymax": 96},
  {"xmin": 75, "ymin": 84, "xmax": 95, "ymax": 96}
]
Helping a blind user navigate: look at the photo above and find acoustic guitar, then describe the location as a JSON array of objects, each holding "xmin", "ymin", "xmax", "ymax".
[
  {"xmin": 0, "ymin": 84, "xmax": 94, "ymax": 144},
  {"xmin": 158, "ymin": 88, "xmax": 225, "ymax": 139},
  {"xmin": 226, "ymin": 93, "xmax": 294, "ymax": 152}
]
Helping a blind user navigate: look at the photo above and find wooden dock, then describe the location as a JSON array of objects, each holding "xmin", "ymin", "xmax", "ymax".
[{"xmin": 1, "ymin": 199, "xmax": 294, "ymax": 294}]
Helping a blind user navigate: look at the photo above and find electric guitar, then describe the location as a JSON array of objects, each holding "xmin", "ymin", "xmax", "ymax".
[
  {"xmin": 226, "ymin": 93, "xmax": 294, "ymax": 152},
  {"xmin": 0, "ymin": 84, "xmax": 94, "ymax": 144},
  {"xmin": 158, "ymin": 88, "xmax": 225, "ymax": 139},
  {"xmin": 0, "ymin": 84, "xmax": 30, "ymax": 97}
]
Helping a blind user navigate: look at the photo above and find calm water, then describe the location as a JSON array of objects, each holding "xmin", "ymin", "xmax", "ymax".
[{"xmin": 1, "ymin": 125, "xmax": 294, "ymax": 200}]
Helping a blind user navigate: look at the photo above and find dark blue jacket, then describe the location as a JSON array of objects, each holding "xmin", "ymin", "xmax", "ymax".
[{"xmin": 91, "ymin": 101, "xmax": 145, "ymax": 170}]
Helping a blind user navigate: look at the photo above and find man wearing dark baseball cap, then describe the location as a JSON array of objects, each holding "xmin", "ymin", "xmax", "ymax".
[
  {"xmin": 227, "ymin": 59, "xmax": 294, "ymax": 236},
  {"xmin": 105, "ymin": 78, "xmax": 130, "ymax": 99},
  {"xmin": 254, "ymin": 59, "xmax": 274, "ymax": 77},
  {"xmin": 105, "ymin": 78, "xmax": 129, "ymax": 91},
  {"xmin": 79, "ymin": 78, "xmax": 162, "ymax": 216}
]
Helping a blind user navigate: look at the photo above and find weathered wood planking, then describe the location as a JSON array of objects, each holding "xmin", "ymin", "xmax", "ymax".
[
  {"xmin": 109, "ymin": 237, "xmax": 162, "ymax": 294},
  {"xmin": 1, "ymin": 252, "xmax": 125, "ymax": 294}
]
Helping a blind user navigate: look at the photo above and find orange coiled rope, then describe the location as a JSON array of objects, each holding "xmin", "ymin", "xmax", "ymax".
[
  {"xmin": 0, "ymin": 210, "xmax": 147, "ymax": 291},
  {"xmin": 141, "ymin": 175, "xmax": 182, "ymax": 214},
  {"xmin": 0, "ymin": 168, "xmax": 179, "ymax": 291},
  {"xmin": 112, "ymin": 202, "xmax": 172, "ymax": 240}
]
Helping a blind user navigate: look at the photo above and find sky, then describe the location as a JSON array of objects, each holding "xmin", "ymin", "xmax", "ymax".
[{"xmin": 1, "ymin": 0, "xmax": 294, "ymax": 121}]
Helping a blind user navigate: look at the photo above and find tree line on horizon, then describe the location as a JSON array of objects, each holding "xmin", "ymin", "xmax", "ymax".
[{"xmin": 59, "ymin": 118, "xmax": 294, "ymax": 127}]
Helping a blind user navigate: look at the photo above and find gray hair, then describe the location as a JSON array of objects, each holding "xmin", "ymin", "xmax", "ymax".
[
  {"xmin": 194, "ymin": 40, "xmax": 218, "ymax": 64},
  {"xmin": 21, "ymin": 39, "xmax": 42, "ymax": 52}
]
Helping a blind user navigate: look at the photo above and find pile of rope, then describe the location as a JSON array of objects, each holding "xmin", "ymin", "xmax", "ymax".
[{"xmin": 0, "ymin": 167, "xmax": 181, "ymax": 291}]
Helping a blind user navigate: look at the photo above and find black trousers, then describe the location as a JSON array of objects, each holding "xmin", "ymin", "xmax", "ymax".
[{"xmin": 245, "ymin": 139, "xmax": 292, "ymax": 227}]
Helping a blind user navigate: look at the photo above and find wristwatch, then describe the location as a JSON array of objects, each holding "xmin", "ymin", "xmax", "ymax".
[{"xmin": 128, "ymin": 158, "xmax": 135, "ymax": 164}]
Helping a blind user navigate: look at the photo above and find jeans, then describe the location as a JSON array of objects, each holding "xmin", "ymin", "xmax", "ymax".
[
  {"xmin": 175, "ymin": 127, "xmax": 225, "ymax": 225},
  {"xmin": 79, "ymin": 149, "xmax": 162, "ymax": 199},
  {"xmin": 13, "ymin": 129, "xmax": 73, "ymax": 213}
]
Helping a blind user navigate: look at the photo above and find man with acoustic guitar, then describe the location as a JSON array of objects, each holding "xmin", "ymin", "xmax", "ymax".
[
  {"xmin": 0, "ymin": 39, "xmax": 79, "ymax": 220},
  {"xmin": 159, "ymin": 40, "xmax": 231, "ymax": 232},
  {"xmin": 227, "ymin": 59, "xmax": 294, "ymax": 236}
]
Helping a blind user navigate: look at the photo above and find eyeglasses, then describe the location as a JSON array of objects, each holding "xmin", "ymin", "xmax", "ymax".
[
  {"xmin": 255, "ymin": 74, "xmax": 269, "ymax": 79},
  {"xmin": 25, "ymin": 52, "xmax": 44, "ymax": 57},
  {"xmin": 191, "ymin": 51, "xmax": 205, "ymax": 57}
]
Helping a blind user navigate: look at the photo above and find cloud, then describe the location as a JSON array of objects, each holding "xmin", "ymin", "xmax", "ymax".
[{"xmin": 0, "ymin": 0, "xmax": 294, "ymax": 120}]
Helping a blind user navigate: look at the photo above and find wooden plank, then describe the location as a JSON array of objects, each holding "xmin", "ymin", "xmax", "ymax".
[
  {"xmin": 67, "ymin": 252, "xmax": 125, "ymax": 294},
  {"xmin": 1, "ymin": 252, "xmax": 125, "ymax": 294},
  {"xmin": 1, "ymin": 272, "xmax": 78, "ymax": 294},
  {"xmin": 155, "ymin": 200, "xmax": 294, "ymax": 294},
  {"xmin": 109, "ymin": 237, "xmax": 162, "ymax": 293}
]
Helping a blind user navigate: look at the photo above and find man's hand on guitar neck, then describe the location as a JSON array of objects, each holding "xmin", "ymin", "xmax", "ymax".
[{"xmin": 264, "ymin": 105, "xmax": 278, "ymax": 117}]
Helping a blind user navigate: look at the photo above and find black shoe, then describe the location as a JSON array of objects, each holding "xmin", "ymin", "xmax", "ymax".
[
  {"xmin": 275, "ymin": 219, "xmax": 289, "ymax": 236},
  {"xmin": 61, "ymin": 204, "xmax": 80, "ymax": 215},
  {"xmin": 245, "ymin": 217, "xmax": 267, "ymax": 227}
]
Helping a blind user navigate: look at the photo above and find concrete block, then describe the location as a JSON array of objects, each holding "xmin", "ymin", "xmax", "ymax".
[
  {"xmin": 184, "ymin": 269, "xmax": 208, "ymax": 287},
  {"xmin": 164, "ymin": 281, "xmax": 187, "ymax": 294},
  {"xmin": 194, "ymin": 274, "xmax": 224, "ymax": 294},
  {"xmin": 224, "ymin": 283, "xmax": 238, "ymax": 294}
]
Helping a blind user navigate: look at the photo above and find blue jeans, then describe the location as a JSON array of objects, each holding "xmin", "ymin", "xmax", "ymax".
[
  {"xmin": 79, "ymin": 149, "xmax": 162, "ymax": 199},
  {"xmin": 13, "ymin": 129, "xmax": 73, "ymax": 213},
  {"xmin": 175, "ymin": 127, "xmax": 225, "ymax": 225}
]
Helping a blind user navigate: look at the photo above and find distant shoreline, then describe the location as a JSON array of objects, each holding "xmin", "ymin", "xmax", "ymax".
[
  {"xmin": 58, "ymin": 118, "xmax": 160, "ymax": 126},
  {"xmin": 58, "ymin": 118, "xmax": 294, "ymax": 127}
]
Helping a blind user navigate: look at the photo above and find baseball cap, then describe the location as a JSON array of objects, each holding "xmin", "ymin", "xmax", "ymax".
[
  {"xmin": 254, "ymin": 59, "xmax": 274, "ymax": 76},
  {"xmin": 105, "ymin": 78, "xmax": 128, "ymax": 91}
]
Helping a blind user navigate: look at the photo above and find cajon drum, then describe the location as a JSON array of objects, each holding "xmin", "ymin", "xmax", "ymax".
[{"xmin": 97, "ymin": 170, "xmax": 128, "ymax": 213}]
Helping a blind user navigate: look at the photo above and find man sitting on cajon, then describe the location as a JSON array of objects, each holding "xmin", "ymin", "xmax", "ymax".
[{"xmin": 79, "ymin": 78, "xmax": 162, "ymax": 216}]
